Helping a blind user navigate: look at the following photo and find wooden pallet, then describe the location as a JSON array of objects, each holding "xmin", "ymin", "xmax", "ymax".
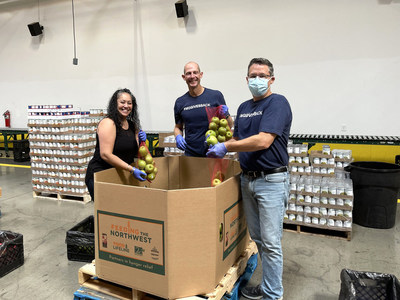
[
  {"xmin": 33, "ymin": 190, "xmax": 91, "ymax": 204},
  {"xmin": 78, "ymin": 241, "xmax": 258, "ymax": 300},
  {"xmin": 283, "ymin": 222, "xmax": 352, "ymax": 241}
]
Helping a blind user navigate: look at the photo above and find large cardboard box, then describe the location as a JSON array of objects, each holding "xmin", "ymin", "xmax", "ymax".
[{"xmin": 94, "ymin": 156, "xmax": 248, "ymax": 299}]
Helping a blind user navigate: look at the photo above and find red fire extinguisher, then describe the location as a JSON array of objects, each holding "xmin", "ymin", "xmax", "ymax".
[{"xmin": 3, "ymin": 110, "xmax": 10, "ymax": 127}]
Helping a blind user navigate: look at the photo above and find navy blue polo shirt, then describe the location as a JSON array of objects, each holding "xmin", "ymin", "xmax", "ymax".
[
  {"xmin": 233, "ymin": 93, "xmax": 292, "ymax": 171},
  {"xmin": 174, "ymin": 88, "xmax": 226, "ymax": 157}
]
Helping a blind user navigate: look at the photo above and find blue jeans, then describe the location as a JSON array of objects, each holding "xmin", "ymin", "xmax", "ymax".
[{"xmin": 241, "ymin": 171, "xmax": 289, "ymax": 300}]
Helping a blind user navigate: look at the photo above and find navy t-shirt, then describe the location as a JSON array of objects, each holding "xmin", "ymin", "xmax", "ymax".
[
  {"xmin": 233, "ymin": 93, "xmax": 292, "ymax": 171},
  {"xmin": 174, "ymin": 88, "xmax": 226, "ymax": 157}
]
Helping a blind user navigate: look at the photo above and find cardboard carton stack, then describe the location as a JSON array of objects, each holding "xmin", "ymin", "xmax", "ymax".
[
  {"xmin": 286, "ymin": 144, "xmax": 354, "ymax": 233},
  {"xmin": 28, "ymin": 105, "xmax": 105, "ymax": 199},
  {"xmin": 94, "ymin": 156, "xmax": 249, "ymax": 299}
]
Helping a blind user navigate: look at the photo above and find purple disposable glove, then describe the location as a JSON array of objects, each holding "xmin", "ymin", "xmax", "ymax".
[
  {"xmin": 176, "ymin": 134, "xmax": 187, "ymax": 151},
  {"xmin": 220, "ymin": 105, "xmax": 229, "ymax": 118},
  {"xmin": 138, "ymin": 130, "xmax": 147, "ymax": 143},
  {"xmin": 206, "ymin": 142, "xmax": 228, "ymax": 158},
  {"xmin": 132, "ymin": 167, "xmax": 147, "ymax": 181}
]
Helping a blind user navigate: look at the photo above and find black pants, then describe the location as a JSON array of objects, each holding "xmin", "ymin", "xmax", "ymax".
[{"xmin": 85, "ymin": 177, "xmax": 94, "ymax": 201}]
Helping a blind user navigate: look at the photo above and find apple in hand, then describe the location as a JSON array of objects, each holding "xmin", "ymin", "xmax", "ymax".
[
  {"xmin": 218, "ymin": 127, "xmax": 227, "ymax": 136},
  {"xmin": 205, "ymin": 130, "xmax": 217, "ymax": 137},
  {"xmin": 211, "ymin": 116, "xmax": 220, "ymax": 126},
  {"xmin": 147, "ymin": 172, "xmax": 156, "ymax": 181},
  {"xmin": 209, "ymin": 122, "xmax": 218, "ymax": 131},
  {"xmin": 219, "ymin": 118, "xmax": 228, "ymax": 128},
  {"xmin": 145, "ymin": 163, "xmax": 155, "ymax": 174},
  {"xmin": 145, "ymin": 154, "xmax": 153, "ymax": 164},
  {"xmin": 207, "ymin": 135, "xmax": 218, "ymax": 146},
  {"xmin": 138, "ymin": 159, "xmax": 146, "ymax": 170},
  {"xmin": 226, "ymin": 131, "xmax": 233, "ymax": 140},
  {"xmin": 139, "ymin": 146, "xmax": 148, "ymax": 157},
  {"xmin": 212, "ymin": 178, "xmax": 222, "ymax": 187}
]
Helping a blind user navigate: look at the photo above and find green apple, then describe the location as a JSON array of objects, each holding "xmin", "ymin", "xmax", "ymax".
[
  {"xmin": 211, "ymin": 116, "xmax": 220, "ymax": 126},
  {"xmin": 212, "ymin": 178, "xmax": 222, "ymax": 187},
  {"xmin": 218, "ymin": 126, "xmax": 227, "ymax": 136},
  {"xmin": 138, "ymin": 146, "xmax": 148, "ymax": 158},
  {"xmin": 209, "ymin": 122, "xmax": 218, "ymax": 131},
  {"xmin": 145, "ymin": 153, "xmax": 153, "ymax": 164},
  {"xmin": 207, "ymin": 135, "xmax": 218, "ymax": 146},
  {"xmin": 145, "ymin": 163, "xmax": 155, "ymax": 174},
  {"xmin": 137, "ymin": 159, "xmax": 146, "ymax": 170},
  {"xmin": 153, "ymin": 167, "xmax": 158, "ymax": 174},
  {"xmin": 217, "ymin": 135, "xmax": 226, "ymax": 143},
  {"xmin": 219, "ymin": 118, "xmax": 228, "ymax": 128},
  {"xmin": 226, "ymin": 131, "xmax": 233, "ymax": 140},
  {"xmin": 205, "ymin": 130, "xmax": 217, "ymax": 137},
  {"xmin": 147, "ymin": 172, "xmax": 156, "ymax": 181}
]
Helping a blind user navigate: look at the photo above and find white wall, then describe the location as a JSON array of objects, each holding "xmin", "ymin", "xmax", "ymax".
[{"xmin": 1, "ymin": 0, "xmax": 399, "ymax": 135}]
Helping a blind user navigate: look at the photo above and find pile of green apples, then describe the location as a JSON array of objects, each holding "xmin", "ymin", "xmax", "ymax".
[
  {"xmin": 205, "ymin": 116, "xmax": 232, "ymax": 146},
  {"xmin": 137, "ymin": 145, "xmax": 158, "ymax": 181}
]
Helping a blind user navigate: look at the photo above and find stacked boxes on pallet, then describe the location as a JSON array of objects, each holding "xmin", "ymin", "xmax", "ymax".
[
  {"xmin": 28, "ymin": 105, "xmax": 105, "ymax": 200},
  {"xmin": 286, "ymin": 144, "xmax": 354, "ymax": 236}
]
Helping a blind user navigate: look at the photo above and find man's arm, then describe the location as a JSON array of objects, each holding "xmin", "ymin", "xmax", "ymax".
[
  {"xmin": 174, "ymin": 123, "xmax": 184, "ymax": 137},
  {"xmin": 226, "ymin": 132, "xmax": 276, "ymax": 152},
  {"xmin": 227, "ymin": 116, "xmax": 234, "ymax": 129}
]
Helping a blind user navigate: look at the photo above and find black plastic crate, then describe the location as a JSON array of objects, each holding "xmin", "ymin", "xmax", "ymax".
[
  {"xmin": 339, "ymin": 269, "xmax": 400, "ymax": 300},
  {"xmin": 13, "ymin": 139, "xmax": 30, "ymax": 162},
  {"xmin": 0, "ymin": 231, "xmax": 24, "ymax": 278},
  {"xmin": 65, "ymin": 215, "xmax": 95, "ymax": 262}
]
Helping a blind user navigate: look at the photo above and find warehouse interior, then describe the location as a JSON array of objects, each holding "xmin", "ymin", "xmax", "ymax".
[
  {"xmin": 1, "ymin": 0, "xmax": 400, "ymax": 300},
  {"xmin": 1, "ymin": 161, "xmax": 400, "ymax": 299}
]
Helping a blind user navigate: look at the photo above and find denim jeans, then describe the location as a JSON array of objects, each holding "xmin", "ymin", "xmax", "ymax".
[{"xmin": 241, "ymin": 171, "xmax": 289, "ymax": 300}]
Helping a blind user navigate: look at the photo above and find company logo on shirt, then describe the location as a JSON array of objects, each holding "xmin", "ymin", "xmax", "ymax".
[
  {"xmin": 183, "ymin": 103, "xmax": 210, "ymax": 111},
  {"xmin": 239, "ymin": 111, "xmax": 263, "ymax": 118}
]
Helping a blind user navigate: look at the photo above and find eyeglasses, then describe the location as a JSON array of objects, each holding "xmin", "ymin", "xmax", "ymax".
[{"xmin": 248, "ymin": 74, "xmax": 272, "ymax": 79}]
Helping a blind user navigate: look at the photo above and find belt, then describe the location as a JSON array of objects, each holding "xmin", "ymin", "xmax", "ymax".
[{"xmin": 242, "ymin": 166, "xmax": 288, "ymax": 178}]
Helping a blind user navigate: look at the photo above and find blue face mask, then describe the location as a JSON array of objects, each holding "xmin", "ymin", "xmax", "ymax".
[{"xmin": 248, "ymin": 77, "xmax": 270, "ymax": 97}]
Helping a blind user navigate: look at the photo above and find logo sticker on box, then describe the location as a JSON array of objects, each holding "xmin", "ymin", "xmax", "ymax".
[
  {"xmin": 223, "ymin": 200, "xmax": 247, "ymax": 260},
  {"xmin": 97, "ymin": 210, "xmax": 165, "ymax": 275}
]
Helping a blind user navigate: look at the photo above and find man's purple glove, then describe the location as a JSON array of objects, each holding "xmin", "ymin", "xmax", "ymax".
[
  {"xmin": 206, "ymin": 142, "xmax": 228, "ymax": 158},
  {"xmin": 132, "ymin": 167, "xmax": 147, "ymax": 181},
  {"xmin": 138, "ymin": 130, "xmax": 147, "ymax": 143},
  {"xmin": 176, "ymin": 134, "xmax": 187, "ymax": 151},
  {"xmin": 220, "ymin": 105, "xmax": 230, "ymax": 118}
]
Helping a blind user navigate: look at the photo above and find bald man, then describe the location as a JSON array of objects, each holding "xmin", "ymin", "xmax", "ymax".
[{"xmin": 173, "ymin": 61, "xmax": 233, "ymax": 156}]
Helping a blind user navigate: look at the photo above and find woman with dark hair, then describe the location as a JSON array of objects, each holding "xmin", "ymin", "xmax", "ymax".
[{"xmin": 85, "ymin": 88, "xmax": 147, "ymax": 201}]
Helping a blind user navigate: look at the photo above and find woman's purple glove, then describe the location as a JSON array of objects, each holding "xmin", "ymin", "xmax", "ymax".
[
  {"xmin": 176, "ymin": 134, "xmax": 187, "ymax": 151},
  {"xmin": 220, "ymin": 105, "xmax": 230, "ymax": 118},
  {"xmin": 138, "ymin": 130, "xmax": 147, "ymax": 143},
  {"xmin": 206, "ymin": 143, "xmax": 228, "ymax": 158},
  {"xmin": 132, "ymin": 167, "xmax": 147, "ymax": 181}
]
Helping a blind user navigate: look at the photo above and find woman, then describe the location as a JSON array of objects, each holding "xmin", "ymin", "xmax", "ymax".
[{"xmin": 85, "ymin": 88, "xmax": 147, "ymax": 201}]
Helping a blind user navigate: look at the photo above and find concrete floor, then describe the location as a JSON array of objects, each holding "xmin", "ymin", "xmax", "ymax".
[{"xmin": 0, "ymin": 163, "xmax": 399, "ymax": 300}]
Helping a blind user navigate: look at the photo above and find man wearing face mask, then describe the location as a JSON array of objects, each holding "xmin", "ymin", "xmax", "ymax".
[
  {"xmin": 174, "ymin": 61, "xmax": 233, "ymax": 157},
  {"xmin": 206, "ymin": 58, "xmax": 292, "ymax": 300}
]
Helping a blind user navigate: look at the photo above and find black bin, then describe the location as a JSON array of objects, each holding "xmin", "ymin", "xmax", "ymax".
[
  {"xmin": 345, "ymin": 161, "xmax": 400, "ymax": 229},
  {"xmin": 13, "ymin": 139, "xmax": 30, "ymax": 162}
]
